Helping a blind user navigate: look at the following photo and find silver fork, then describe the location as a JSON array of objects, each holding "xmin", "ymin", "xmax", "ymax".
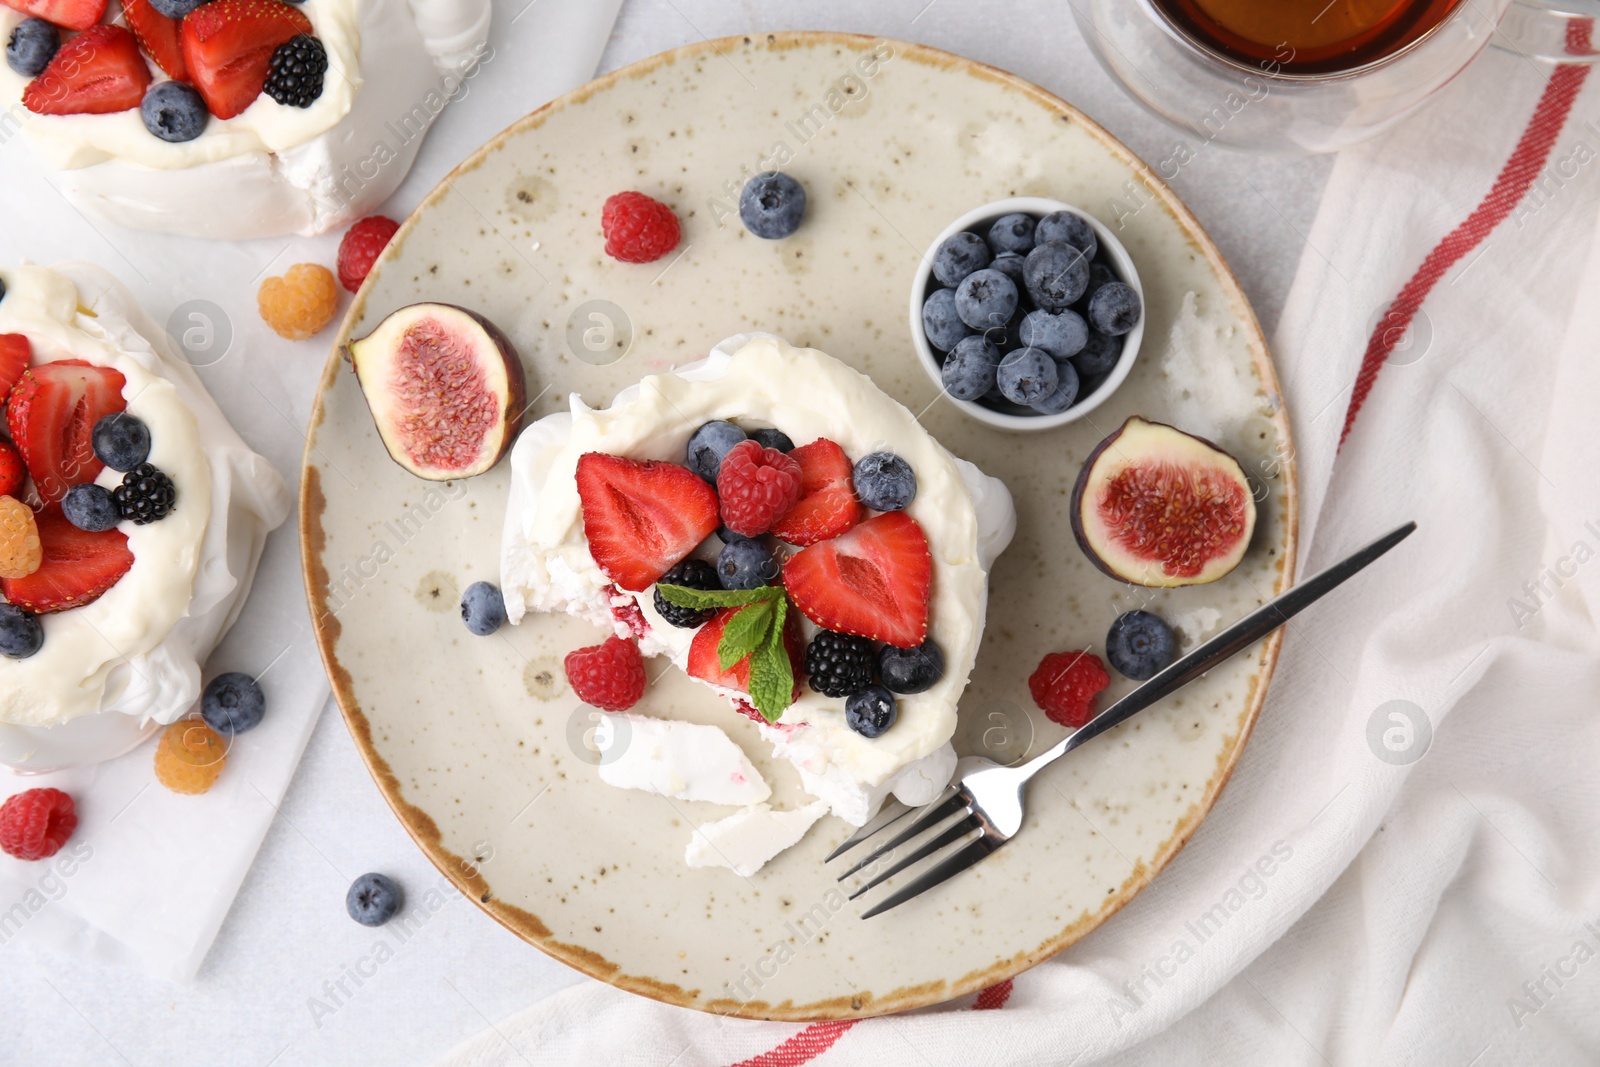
[{"xmin": 829, "ymin": 521, "xmax": 1418, "ymax": 918}]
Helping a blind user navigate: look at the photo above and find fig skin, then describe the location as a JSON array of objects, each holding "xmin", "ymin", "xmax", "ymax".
[
  {"xmin": 1070, "ymin": 416, "xmax": 1256, "ymax": 588},
  {"xmin": 344, "ymin": 302, "xmax": 527, "ymax": 481}
]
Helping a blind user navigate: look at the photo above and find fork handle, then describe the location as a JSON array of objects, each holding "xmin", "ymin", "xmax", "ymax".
[{"xmin": 1015, "ymin": 521, "xmax": 1417, "ymax": 783}]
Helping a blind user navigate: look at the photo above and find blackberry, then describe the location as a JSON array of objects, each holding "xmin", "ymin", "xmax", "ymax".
[
  {"xmin": 653, "ymin": 559, "xmax": 719, "ymax": 627},
  {"xmin": 805, "ymin": 631, "xmax": 875, "ymax": 698},
  {"xmin": 113, "ymin": 463, "xmax": 176, "ymax": 524},
  {"xmin": 264, "ymin": 35, "xmax": 327, "ymax": 108}
]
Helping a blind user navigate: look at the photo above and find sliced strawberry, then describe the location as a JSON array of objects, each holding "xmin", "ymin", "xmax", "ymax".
[
  {"xmin": 6, "ymin": 359, "xmax": 128, "ymax": 505},
  {"xmin": 686, "ymin": 608, "xmax": 803, "ymax": 696},
  {"xmin": 0, "ymin": 440, "xmax": 23, "ymax": 499},
  {"xmin": 1, "ymin": 506, "xmax": 133, "ymax": 614},
  {"xmin": 22, "ymin": 25, "xmax": 150, "ymax": 116},
  {"xmin": 0, "ymin": 0, "xmax": 108, "ymax": 31},
  {"xmin": 180, "ymin": 0, "xmax": 312, "ymax": 120},
  {"xmin": 575, "ymin": 452, "xmax": 718, "ymax": 592},
  {"xmin": 123, "ymin": 0, "xmax": 187, "ymax": 80},
  {"xmin": 0, "ymin": 334, "xmax": 30, "ymax": 403},
  {"xmin": 770, "ymin": 438, "xmax": 865, "ymax": 547},
  {"xmin": 783, "ymin": 511, "xmax": 932, "ymax": 648}
]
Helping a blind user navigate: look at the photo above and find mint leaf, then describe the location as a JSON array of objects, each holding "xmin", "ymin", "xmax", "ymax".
[
  {"xmin": 718, "ymin": 601, "xmax": 773, "ymax": 670},
  {"xmin": 747, "ymin": 624, "xmax": 794, "ymax": 724},
  {"xmin": 655, "ymin": 583, "xmax": 782, "ymax": 611}
]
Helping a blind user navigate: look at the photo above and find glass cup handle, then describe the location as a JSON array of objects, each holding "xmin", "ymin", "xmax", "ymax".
[{"xmin": 1495, "ymin": 0, "xmax": 1600, "ymax": 62}]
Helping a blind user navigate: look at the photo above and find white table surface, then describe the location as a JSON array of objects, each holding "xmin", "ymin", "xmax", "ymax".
[{"xmin": 2, "ymin": 2, "xmax": 1337, "ymax": 1064}]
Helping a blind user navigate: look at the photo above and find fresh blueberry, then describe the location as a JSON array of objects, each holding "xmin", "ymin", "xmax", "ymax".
[
  {"xmin": 141, "ymin": 82, "xmax": 208, "ymax": 143},
  {"xmin": 5, "ymin": 18, "xmax": 57, "ymax": 77},
  {"xmin": 1035, "ymin": 210, "xmax": 1099, "ymax": 259},
  {"xmin": 750, "ymin": 427, "xmax": 794, "ymax": 453},
  {"xmin": 1082, "ymin": 261, "xmax": 1117, "ymax": 304},
  {"xmin": 953, "ymin": 268, "xmax": 1018, "ymax": 332},
  {"xmin": 685, "ymin": 420, "xmax": 747, "ymax": 482},
  {"xmin": 1031, "ymin": 360, "xmax": 1080, "ymax": 415},
  {"xmin": 201, "ymin": 671, "xmax": 266, "ymax": 735},
  {"xmin": 717, "ymin": 538, "xmax": 778, "ymax": 590},
  {"xmin": 460, "ymin": 581, "xmax": 506, "ymax": 636},
  {"xmin": 1072, "ymin": 330, "xmax": 1124, "ymax": 378},
  {"xmin": 62, "ymin": 484, "xmax": 120, "ymax": 532},
  {"xmin": 1087, "ymin": 281, "xmax": 1142, "ymax": 336},
  {"xmin": 921, "ymin": 288, "xmax": 971, "ymax": 353},
  {"xmin": 985, "ymin": 213, "xmax": 1036, "ymax": 255},
  {"xmin": 0, "ymin": 604, "xmax": 42, "ymax": 660},
  {"xmin": 931, "ymin": 231, "xmax": 991, "ymax": 288},
  {"xmin": 941, "ymin": 335, "xmax": 1000, "ymax": 402},
  {"xmin": 852, "ymin": 452, "xmax": 916, "ymax": 511},
  {"xmin": 92, "ymin": 412, "xmax": 151, "ymax": 472},
  {"xmin": 149, "ymin": 0, "xmax": 209, "ymax": 17},
  {"xmin": 996, "ymin": 347, "xmax": 1057, "ymax": 405},
  {"xmin": 1106, "ymin": 610, "xmax": 1176, "ymax": 681},
  {"xmin": 346, "ymin": 873, "xmax": 403, "ymax": 926},
  {"xmin": 988, "ymin": 251, "xmax": 1026, "ymax": 291},
  {"xmin": 717, "ymin": 524, "xmax": 754, "ymax": 544},
  {"xmin": 877, "ymin": 640, "xmax": 944, "ymax": 694},
  {"xmin": 845, "ymin": 685, "xmax": 897, "ymax": 738},
  {"xmin": 1018, "ymin": 308, "xmax": 1088, "ymax": 361},
  {"xmin": 1023, "ymin": 242, "xmax": 1090, "ymax": 310},
  {"xmin": 739, "ymin": 172, "xmax": 807, "ymax": 239}
]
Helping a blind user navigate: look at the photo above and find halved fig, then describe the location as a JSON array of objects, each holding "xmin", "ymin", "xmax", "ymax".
[
  {"xmin": 345, "ymin": 303, "xmax": 526, "ymax": 480},
  {"xmin": 1071, "ymin": 416, "xmax": 1255, "ymax": 587}
]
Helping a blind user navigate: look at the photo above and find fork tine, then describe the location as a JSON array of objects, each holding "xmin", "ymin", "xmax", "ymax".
[
  {"xmin": 823, "ymin": 798, "xmax": 914, "ymax": 862},
  {"xmin": 834, "ymin": 790, "xmax": 968, "ymax": 881},
  {"xmin": 859, "ymin": 835, "xmax": 1000, "ymax": 919},
  {"xmin": 845, "ymin": 813, "xmax": 981, "ymax": 900}
]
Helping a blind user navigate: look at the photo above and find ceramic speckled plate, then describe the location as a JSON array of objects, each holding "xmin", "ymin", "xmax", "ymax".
[{"xmin": 301, "ymin": 33, "xmax": 1297, "ymax": 1020}]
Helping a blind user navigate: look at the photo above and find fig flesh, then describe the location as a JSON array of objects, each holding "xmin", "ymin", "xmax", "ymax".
[
  {"xmin": 345, "ymin": 303, "xmax": 526, "ymax": 480},
  {"xmin": 1071, "ymin": 416, "xmax": 1255, "ymax": 587}
]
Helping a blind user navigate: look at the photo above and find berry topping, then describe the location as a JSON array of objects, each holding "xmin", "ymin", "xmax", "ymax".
[
  {"xmin": 686, "ymin": 606, "xmax": 801, "ymax": 700},
  {"xmin": 0, "ymin": 603, "xmax": 43, "ymax": 659},
  {"xmin": 6, "ymin": 358, "xmax": 128, "ymax": 504},
  {"xmin": 264, "ymin": 33, "xmax": 326, "ymax": 107},
  {"xmin": 941, "ymin": 335, "xmax": 1000, "ymax": 402},
  {"xmin": 1031, "ymin": 362, "xmax": 1080, "ymax": 415},
  {"xmin": 804, "ymin": 630, "xmax": 875, "ymax": 698},
  {"xmin": 0, "ymin": 439, "xmax": 24, "ymax": 499},
  {"xmin": 739, "ymin": 171, "xmax": 807, "ymax": 239},
  {"xmin": 1, "ymin": 505, "xmax": 131, "ymax": 613},
  {"xmin": 576, "ymin": 452, "xmax": 719, "ymax": 592},
  {"xmin": 201, "ymin": 672, "xmax": 267, "ymax": 735},
  {"xmin": 851, "ymin": 451, "xmax": 916, "ymax": 512},
  {"xmin": 336, "ymin": 215, "xmax": 400, "ymax": 293},
  {"xmin": 845, "ymin": 685, "xmax": 897, "ymax": 738},
  {"xmin": 1106, "ymin": 610, "xmax": 1176, "ymax": 681},
  {"xmin": 0, "ymin": 788, "xmax": 76, "ymax": 861},
  {"xmin": 716, "ymin": 537, "xmax": 777, "ymax": 590},
  {"xmin": 1023, "ymin": 242, "xmax": 1090, "ymax": 310},
  {"xmin": 996, "ymin": 347, "xmax": 1057, "ymax": 406},
  {"xmin": 1019, "ymin": 308, "xmax": 1089, "ymax": 361},
  {"xmin": 931, "ymin": 231, "xmax": 990, "ymax": 288},
  {"xmin": 652, "ymin": 558, "xmax": 719, "ymax": 628},
  {"xmin": 91, "ymin": 412, "xmax": 150, "ymax": 472},
  {"xmin": 684, "ymin": 419, "xmax": 746, "ymax": 483},
  {"xmin": 149, "ymin": 0, "xmax": 207, "ymax": 16},
  {"xmin": 140, "ymin": 82, "xmax": 207, "ymax": 143},
  {"xmin": 181, "ymin": 0, "xmax": 313, "ymax": 120},
  {"xmin": 1087, "ymin": 281, "xmax": 1142, "ymax": 337},
  {"xmin": 0, "ymin": 333, "xmax": 31, "ymax": 400},
  {"xmin": 0, "ymin": 496, "xmax": 41, "ymax": 579},
  {"xmin": 22, "ymin": 24, "xmax": 148, "ymax": 116},
  {"xmin": 783, "ymin": 511, "xmax": 932, "ymax": 648},
  {"xmin": 601, "ymin": 191, "xmax": 680, "ymax": 264},
  {"xmin": 716, "ymin": 439, "xmax": 803, "ymax": 537},
  {"xmin": 1036, "ymin": 210, "xmax": 1098, "ymax": 259},
  {"xmin": 113, "ymin": 462, "xmax": 175, "ymax": 524},
  {"xmin": 749, "ymin": 427, "xmax": 794, "ymax": 453},
  {"xmin": 986, "ymin": 213, "xmax": 1036, "ymax": 255},
  {"xmin": 123, "ymin": 0, "xmax": 186, "ymax": 80},
  {"xmin": 346, "ymin": 873, "xmax": 403, "ymax": 926},
  {"xmin": 5, "ymin": 18, "xmax": 58, "ymax": 77},
  {"xmin": 62, "ymin": 483, "xmax": 119, "ymax": 532},
  {"xmin": 922, "ymin": 288, "xmax": 972, "ymax": 353},
  {"xmin": 153, "ymin": 719, "xmax": 227, "ymax": 794},
  {"xmin": 2, "ymin": 0, "xmax": 105, "ymax": 32},
  {"xmin": 770, "ymin": 437, "xmax": 863, "ymax": 547},
  {"xmin": 1029, "ymin": 650, "xmax": 1110, "ymax": 728},
  {"xmin": 878, "ymin": 638, "xmax": 944, "ymax": 694},
  {"xmin": 954, "ymin": 268, "xmax": 1018, "ymax": 332},
  {"xmin": 564, "ymin": 634, "xmax": 647, "ymax": 712},
  {"xmin": 459, "ymin": 581, "xmax": 505, "ymax": 636},
  {"xmin": 257, "ymin": 262, "xmax": 338, "ymax": 340}
]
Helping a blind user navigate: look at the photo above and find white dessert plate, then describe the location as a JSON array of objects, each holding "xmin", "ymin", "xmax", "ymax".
[{"xmin": 300, "ymin": 32, "xmax": 1297, "ymax": 1020}]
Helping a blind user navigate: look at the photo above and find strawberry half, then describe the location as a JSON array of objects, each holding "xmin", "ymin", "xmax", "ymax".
[
  {"xmin": 783, "ymin": 511, "xmax": 932, "ymax": 648},
  {"xmin": 0, "ymin": 440, "xmax": 23, "ymax": 499},
  {"xmin": 0, "ymin": 334, "xmax": 30, "ymax": 403},
  {"xmin": 181, "ymin": 0, "xmax": 312, "ymax": 120},
  {"xmin": 575, "ymin": 452, "xmax": 718, "ymax": 592},
  {"xmin": 770, "ymin": 438, "xmax": 865, "ymax": 547},
  {"xmin": 22, "ymin": 25, "xmax": 150, "ymax": 116},
  {"xmin": 6, "ymin": 359, "xmax": 128, "ymax": 505},
  {"xmin": 123, "ymin": 0, "xmax": 187, "ymax": 80},
  {"xmin": 1, "ymin": 506, "xmax": 133, "ymax": 614},
  {"xmin": 0, "ymin": 0, "xmax": 108, "ymax": 31},
  {"xmin": 686, "ymin": 608, "xmax": 803, "ymax": 696}
]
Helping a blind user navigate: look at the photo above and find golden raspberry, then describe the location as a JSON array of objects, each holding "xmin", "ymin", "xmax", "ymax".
[
  {"xmin": 153, "ymin": 719, "xmax": 227, "ymax": 795},
  {"xmin": 0, "ymin": 496, "xmax": 41, "ymax": 579},
  {"xmin": 258, "ymin": 263, "xmax": 340, "ymax": 341}
]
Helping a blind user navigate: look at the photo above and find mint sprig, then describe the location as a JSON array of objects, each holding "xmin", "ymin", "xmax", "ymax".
[{"xmin": 655, "ymin": 583, "xmax": 794, "ymax": 723}]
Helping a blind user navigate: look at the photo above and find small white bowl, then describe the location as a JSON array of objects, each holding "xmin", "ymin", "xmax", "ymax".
[{"xmin": 909, "ymin": 196, "xmax": 1145, "ymax": 431}]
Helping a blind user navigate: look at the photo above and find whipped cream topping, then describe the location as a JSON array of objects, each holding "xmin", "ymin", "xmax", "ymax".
[{"xmin": 0, "ymin": 263, "xmax": 288, "ymax": 768}]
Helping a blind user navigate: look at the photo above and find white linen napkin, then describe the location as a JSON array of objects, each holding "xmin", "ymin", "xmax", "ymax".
[{"xmin": 431, "ymin": 45, "xmax": 1600, "ymax": 1067}]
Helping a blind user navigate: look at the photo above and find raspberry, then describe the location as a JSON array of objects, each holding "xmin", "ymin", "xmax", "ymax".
[
  {"xmin": 0, "ymin": 439, "xmax": 23, "ymax": 498},
  {"xmin": 601, "ymin": 191, "xmax": 680, "ymax": 264},
  {"xmin": 0, "ymin": 788, "xmax": 76, "ymax": 861},
  {"xmin": 0, "ymin": 496, "xmax": 42, "ymax": 579},
  {"xmin": 1028, "ymin": 650, "xmax": 1110, "ymax": 728},
  {"xmin": 336, "ymin": 215, "xmax": 400, "ymax": 292},
  {"xmin": 564, "ymin": 635, "xmax": 647, "ymax": 712},
  {"xmin": 153, "ymin": 719, "xmax": 227, "ymax": 795},
  {"xmin": 716, "ymin": 440, "xmax": 803, "ymax": 537},
  {"xmin": 258, "ymin": 263, "xmax": 340, "ymax": 340}
]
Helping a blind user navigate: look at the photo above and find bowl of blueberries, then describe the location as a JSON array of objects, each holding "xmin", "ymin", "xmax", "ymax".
[{"xmin": 910, "ymin": 197, "xmax": 1144, "ymax": 430}]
